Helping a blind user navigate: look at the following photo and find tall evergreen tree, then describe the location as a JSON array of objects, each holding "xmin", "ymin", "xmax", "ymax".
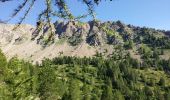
[
  {"xmin": 0, "ymin": 50, "xmax": 7, "ymax": 71},
  {"xmin": 69, "ymin": 79, "xmax": 81, "ymax": 100},
  {"xmin": 101, "ymin": 79, "xmax": 113, "ymax": 100}
]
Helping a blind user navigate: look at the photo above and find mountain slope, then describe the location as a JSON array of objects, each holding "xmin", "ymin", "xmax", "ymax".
[
  {"xmin": 1, "ymin": 21, "xmax": 170, "ymax": 100},
  {"xmin": 0, "ymin": 21, "xmax": 170, "ymax": 63}
]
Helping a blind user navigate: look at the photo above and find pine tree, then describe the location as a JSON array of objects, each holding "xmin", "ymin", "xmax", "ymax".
[
  {"xmin": 159, "ymin": 77, "xmax": 165, "ymax": 87},
  {"xmin": 0, "ymin": 49, "xmax": 7, "ymax": 71},
  {"xmin": 69, "ymin": 79, "xmax": 81, "ymax": 100},
  {"xmin": 82, "ymin": 84, "xmax": 91, "ymax": 100},
  {"xmin": 38, "ymin": 59, "xmax": 57, "ymax": 100},
  {"xmin": 101, "ymin": 79, "xmax": 113, "ymax": 100},
  {"xmin": 112, "ymin": 90, "xmax": 125, "ymax": 100}
]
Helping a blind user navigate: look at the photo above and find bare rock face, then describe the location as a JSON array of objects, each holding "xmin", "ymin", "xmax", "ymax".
[
  {"xmin": 55, "ymin": 21, "xmax": 89, "ymax": 38},
  {"xmin": 107, "ymin": 36, "xmax": 123, "ymax": 45},
  {"xmin": 87, "ymin": 33, "xmax": 101, "ymax": 46},
  {"xmin": 86, "ymin": 21, "xmax": 106, "ymax": 46},
  {"xmin": 86, "ymin": 27, "xmax": 106, "ymax": 46},
  {"xmin": 0, "ymin": 24, "xmax": 34, "ymax": 46},
  {"xmin": 55, "ymin": 21, "xmax": 74, "ymax": 37},
  {"xmin": 0, "ymin": 30, "xmax": 13, "ymax": 45}
]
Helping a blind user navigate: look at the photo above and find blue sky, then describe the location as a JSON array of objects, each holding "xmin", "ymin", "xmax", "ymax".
[{"xmin": 0, "ymin": 0, "xmax": 170, "ymax": 30}]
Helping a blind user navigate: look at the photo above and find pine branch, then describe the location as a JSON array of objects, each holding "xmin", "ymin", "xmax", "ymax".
[
  {"xmin": 1, "ymin": 0, "xmax": 114, "ymax": 44},
  {"xmin": 83, "ymin": 0, "xmax": 96, "ymax": 20},
  {"xmin": 7, "ymin": 0, "xmax": 29, "ymax": 22},
  {"xmin": 13, "ymin": 0, "xmax": 36, "ymax": 30},
  {"xmin": 55, "ymin": 0, "xmax": 74, "ymax": 20},
  {"xmin": 45, "ymin": 0, "xmax": 55, "ymax": 43},
  {"xmin": 0, "ymin": 0, "xmax": 13, "ymax": 2}
]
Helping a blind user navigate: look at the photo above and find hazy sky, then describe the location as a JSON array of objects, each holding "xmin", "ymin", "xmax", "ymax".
[{"xmin": 0, "ymin": 0, "xmax": 170, "ymax": 30}]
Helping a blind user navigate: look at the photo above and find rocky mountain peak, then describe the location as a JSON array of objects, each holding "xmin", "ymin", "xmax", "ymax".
[{"xmin": 0, "ymin": 20, "xmax": 170, "ymax": 63}]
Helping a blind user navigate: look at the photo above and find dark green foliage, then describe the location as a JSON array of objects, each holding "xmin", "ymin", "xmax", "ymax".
[
  {"xmin": 69, "ymin": 79, "xmax": 81, "ymax": 100},
  {"xmin": 144, "ymin": 86, "xmax": 154, "ymax": 100},
  {"xmin": 165, "ymin": 89, "xmax": 170, "ymax": 100},
  {"xmin": 134, "ymin": 28, "xmax": 170, "ymax": 49},
  {"xmin": 101, "ymin": 79, "xmax": 113, "ymax": 100},
  {"xmin": 2, "ymin": 57, "xmax": 36, "ymax": 99},
  {"xmin": 124, "ymin": 40, "xmax": 133, "ymax": 49},
  {"xmin": 0, "ymin": 50, "xmax": 7, "ymax": 70},
  {"xmin": 38, "ymin": 60, "xmax": 57, "ymax": 100},
  {"xmin": 1, "ymin": 49, "xmax": 170, "ymax": 99},
  {"xmin": 112, "ymin": 90, "xmax": 125, "ymax": 100},
  {"xmin": 143, "ymin": 34, "xmax": 170, "ymax": 49},
  {"xmin": 159, "ymin": 77, "xmax": 165, "ymax": 87}
]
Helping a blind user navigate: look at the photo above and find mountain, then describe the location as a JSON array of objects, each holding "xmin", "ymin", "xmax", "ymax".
[
  {"xmin": 0, "ymin": 21, "xmax": 170, "ymax": 63},
  {"xmin": 1, "ymin": 21, "xmax": 170, "ymax": 100}
]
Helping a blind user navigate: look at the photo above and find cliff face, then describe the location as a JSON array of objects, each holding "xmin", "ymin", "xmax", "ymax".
[{"xmin": 0, "ymin": 21, "xmax": 169, "ymax": 63}]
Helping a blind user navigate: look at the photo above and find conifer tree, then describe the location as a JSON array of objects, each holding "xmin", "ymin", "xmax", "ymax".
[{"xmin": 0, "ymin": 50, "xmax": 7, "ymax": 70}]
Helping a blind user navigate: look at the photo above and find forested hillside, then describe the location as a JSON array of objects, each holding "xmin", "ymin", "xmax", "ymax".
[{"xmin": 1, "ymin": 46, "xmax": 170, "ymax": 99}]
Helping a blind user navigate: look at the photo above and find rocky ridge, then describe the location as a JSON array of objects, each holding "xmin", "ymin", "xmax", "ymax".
[{"xmin": 0, "ymin": 21, "xmax": 169, "ymax": 63}]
